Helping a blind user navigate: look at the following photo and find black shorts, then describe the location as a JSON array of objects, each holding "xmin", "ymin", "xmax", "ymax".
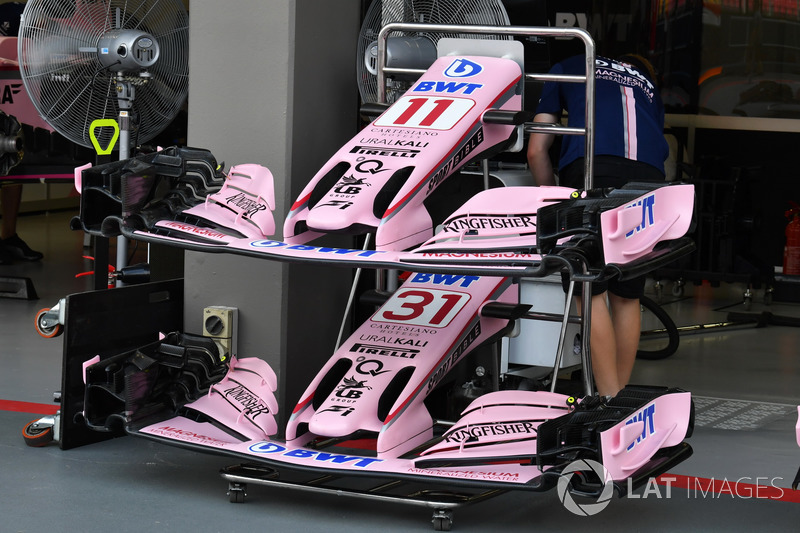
[
  {"xmin": 561, "ymin": 271, "xmax": 647, "ymax": 299},
  {"xmin": 557, "ymin": 156, "xmax": 664, "ymax": 300},
  {"xmin": 559, "ymin": 155, "xmax": 665, "ymax": 190}
]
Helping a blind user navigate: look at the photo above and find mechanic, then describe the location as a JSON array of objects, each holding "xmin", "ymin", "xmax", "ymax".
[
  {"xmin": 1, "ymin": 184, "xmax": 44, "ymax": 264},
  {"xmin": 526, "ymin": 54, "xmax": 668, "ymax": 397}
]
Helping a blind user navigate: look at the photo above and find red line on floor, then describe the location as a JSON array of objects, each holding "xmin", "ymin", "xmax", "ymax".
[
  {"xmin": 0, "ymin": 399, "xmax": 59, "ymax": 415},
  {"xmin": 656, "ymin": 474, "xmax": 800, "ymax": 503}
]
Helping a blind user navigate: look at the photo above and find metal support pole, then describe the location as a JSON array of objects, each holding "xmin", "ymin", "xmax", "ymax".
[
  {"xmin": 114, "ymin": 78, "xmax": 135, "ymax": 286},
  {"xmin": 550, "ymin": 279, "xmax": 578, "ymax": 394},
  {"xmin": 580, "ymin": 280, "xmax": 595, "ymax": 396},
  {"xmin": 376, "ymin": 23, "xmax": 595, "ymax": 191}
]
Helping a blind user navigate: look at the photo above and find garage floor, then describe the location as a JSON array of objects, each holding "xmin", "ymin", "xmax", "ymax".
[{"xmin": 1, "ymin": 210, "xmax": 799, "ymax": 532}]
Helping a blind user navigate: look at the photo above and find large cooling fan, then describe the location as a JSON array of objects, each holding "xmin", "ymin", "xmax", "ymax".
[
  {"xmin": 357, "ymin": 0, "xmax": 510, "ymax": 104},
  {"xmin": 17, "ymin": 0, "xmax": 189, "ymax": 155}
]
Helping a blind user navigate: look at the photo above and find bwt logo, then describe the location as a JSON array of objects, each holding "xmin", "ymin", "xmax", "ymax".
[
  {"xmin": 444, "ymin": 58, "xmax": 483, "ymax": 78},
  {"xmin": 625, "ymin": 194, "xmax": 656, "ymax": 238},
  {"xmin": 413, "ymin": 80, "xmax": 482, "ymax": 95},
  {"xmin": 555, "ymin": 12, "xmax": 589, "ymax": 30},
  {"xmin": 555, "ymin": 12, "xmax": 633, "ymax": 41},
  {"xmin": 408, "ymin": 272, "xmax": 479, "ymax": 288},
  {"xmin": 248, "ymin": 442, "xmax": 382, "ymax": 468},
  {"xmin": 625, "ymin": 404, "xmax": 656, "ymax": 451}
]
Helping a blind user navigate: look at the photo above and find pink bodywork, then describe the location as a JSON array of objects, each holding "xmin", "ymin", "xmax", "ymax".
[
  {"xmin": 117, "ymin": 53, "xmax": 697, "ymax": 488},
  {"xmin": 420, "ymin": 390, "xmax": 571, "ymax": 460},
  {"xmin": 140, "ymin": 358, "xmax": 692, "ymax": 483},
  {"xmin": 286, "ymin": 273, "xmax": 517, "ymax": 457},
  {"xmin": 284, "ymin": 55, "xmax": 522, "ymax": 252},
  {"xmin": 599, "ymin": 392, "xmax": 692, "ymax": 480},
  {"xmin": 184, "ymin": 356, "xmax": 280, "ymax": 441},
  {"xmin": 416, "ymin": 185, "xmax": 575, "ymax": 253},
  {"xmin": 796, "ymin": 406, "xmax": 800, "ymax": 447},
  {"xmin": 137, "ymin": 182, "xmax": 695, "ymax": 276},
  {"xmin": 600, "ymin": 185, "xmax": 695, "ymax": 265},
  {"xmin": 182, "ymin": 164, "xmax": 276, "ymax": 239}
]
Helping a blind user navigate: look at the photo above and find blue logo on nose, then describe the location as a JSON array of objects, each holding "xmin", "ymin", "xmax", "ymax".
[{"xmin": 444, "ymin": 58, "xmax": 483, "ymax": 78}]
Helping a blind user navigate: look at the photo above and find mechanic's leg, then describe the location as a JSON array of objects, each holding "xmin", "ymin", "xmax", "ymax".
[
  {"xmin": 579, "ymin": 292, "xmax": 620, "ymax": 397},
  {"xmin": 608, "ymin": 293, "xmax": 641, "ymax": 390},
  {"xmin": 1, "ymin": 184, "xmax": 43, "ymax": 261},
  {"xmin": 1, "ymin": 184, "xmax": 22, "ymax": 240}
]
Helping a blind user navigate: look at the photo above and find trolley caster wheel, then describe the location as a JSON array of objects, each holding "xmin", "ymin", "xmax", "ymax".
[
  {"xmin": 671, "ymin": 281, "xmax": 685, "ymax": 298},
  {"xmin": 743, "ymin": 288, "xmax": 753, "ymax": 311},
  {"xmin": 652, "ymin": 280, "xmax": 663, "ymax": 302},
  {"xmin": 764, "ymin": 287, "xmax": 774, "ymax": 306},
  {"xmin": 35, "ymin": 308, "xmax": 62, "ymax": 338},
  {"xmin": 22, "ymin": 419, "xmax": 54, "ymax": 447},
  {"xmin": 432, "ymin": 510, "xmax": 452, "ymax": 531},
  {"xmin": 228, "ymin": 482, "xmax": 247, "ymax": 503}
]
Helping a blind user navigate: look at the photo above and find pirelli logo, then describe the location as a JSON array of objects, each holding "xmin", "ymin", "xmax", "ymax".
[
  {"xmin": 349, "ymin": 146, "xmax": 420, "ymax": 158},
  {"xmin": 350, "ymin": 343, "xmax": 419, "ymax": 359}
]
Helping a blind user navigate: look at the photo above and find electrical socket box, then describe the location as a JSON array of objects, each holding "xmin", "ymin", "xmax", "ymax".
[{"xmin": 202, "ymin": 306, "xmax": 238, "ymax": 361}]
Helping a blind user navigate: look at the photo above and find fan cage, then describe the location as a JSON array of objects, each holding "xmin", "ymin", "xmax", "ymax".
[
  {"xmin": 18, "ymin": 0, "xmax": 189, "ymax": 151},
  {"xmin": 357, "ymin": 0, "xmax": 511, "ymax": 103}
]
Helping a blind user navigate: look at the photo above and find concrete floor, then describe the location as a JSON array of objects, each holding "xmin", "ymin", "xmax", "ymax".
[{"xmin": 1, "ymin": 209, "xmax": 799, "ymax": 532}]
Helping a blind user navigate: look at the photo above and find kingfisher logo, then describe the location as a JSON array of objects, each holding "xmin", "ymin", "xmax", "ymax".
[{"xmin": 444, "ymin": 58, "xmax": 483, "ymax": 78}]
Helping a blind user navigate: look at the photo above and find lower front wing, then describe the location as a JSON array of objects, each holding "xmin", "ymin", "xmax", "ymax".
[{"xmin": 122, "ymin": 386, "xmax": 693, "ymax": 497}]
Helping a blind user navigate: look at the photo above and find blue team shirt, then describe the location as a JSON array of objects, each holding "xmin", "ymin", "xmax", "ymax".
[{"xmin": 536, "ymin": 55, "xmax": 668, "ymax": 175}]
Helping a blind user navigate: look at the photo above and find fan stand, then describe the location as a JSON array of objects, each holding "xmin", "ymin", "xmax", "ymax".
[
  {"xmin": 112, "ymin": 76, "xmax": 135, "ymax": 285},
  {"xmin": 17, "ymin": 1, "xmax": 190, "ymax": 288},
  {"xmin": 115, "ymin": 77, "xmax": 135, "ymax": 160}
]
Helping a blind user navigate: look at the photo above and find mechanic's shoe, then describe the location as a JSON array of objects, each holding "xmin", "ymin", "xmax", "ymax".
[
  {"xmin": 2, "ymin": 234, "xmax": 43, "ymax": 261},
  {"xmin": 0, "ymin": 243, "xmax": 13, "ymax": 265}
]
